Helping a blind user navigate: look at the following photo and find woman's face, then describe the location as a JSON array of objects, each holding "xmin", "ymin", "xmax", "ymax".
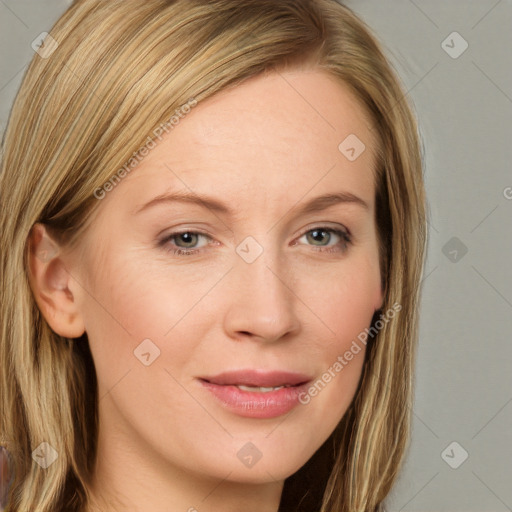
[{"xmin": 38, "ymin": 68, "xmax": 383, "ymax": 495}]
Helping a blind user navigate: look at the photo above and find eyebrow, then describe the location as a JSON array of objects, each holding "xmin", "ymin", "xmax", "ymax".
[{"xmin": 134, "ymin": 190, "xmax": 370, "ymax": 216}]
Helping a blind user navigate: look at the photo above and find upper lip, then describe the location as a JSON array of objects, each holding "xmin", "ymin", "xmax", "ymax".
[{"xmin": 200, "ymin": 370, "xmax": 312, "ymax": 387}]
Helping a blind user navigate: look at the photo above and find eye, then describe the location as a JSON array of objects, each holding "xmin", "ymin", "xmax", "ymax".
[
  {"xmin": 158, "ymin": 226, "xmax": 352, "ymax": 257},
  {"xmin": 296, "ymin": 226, "xmax": 352, "ymax": 253},
  {"xmin": 158, "ymin": 231, "xmax": 212, "ymax": 256}
]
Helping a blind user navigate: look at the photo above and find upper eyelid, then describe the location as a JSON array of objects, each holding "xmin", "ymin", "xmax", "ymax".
[
  {"xmin": 163, "ymin": 221, "xmax": 350, "ymax": 237},
  {"xmin": 161, "ymin": 225, "xmax": 350, "ymax": 247},
  {"xmin": 163, "ymin": 224, "xmax": 349, "ymax": 237}
]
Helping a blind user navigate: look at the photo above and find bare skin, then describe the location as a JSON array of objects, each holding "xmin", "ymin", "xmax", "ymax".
[{"xmin": 28, "ymin": 67, "xmax": 383, "ymax": 512}]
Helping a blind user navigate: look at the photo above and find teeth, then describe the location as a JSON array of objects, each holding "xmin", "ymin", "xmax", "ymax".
[{"xmin": 237, "ymin": 385, "xmax": 285, "ymax": 392}]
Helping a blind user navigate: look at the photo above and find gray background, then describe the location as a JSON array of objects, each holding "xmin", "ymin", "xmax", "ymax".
[{"xmin": 1, "ymin": 1, "xmax": 511, "ymax": 511}]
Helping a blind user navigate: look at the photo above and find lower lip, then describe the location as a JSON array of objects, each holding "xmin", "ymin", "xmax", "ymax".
[{"xmin": 199, "ymin": 380, "xmax": 308, "ymax": 419}]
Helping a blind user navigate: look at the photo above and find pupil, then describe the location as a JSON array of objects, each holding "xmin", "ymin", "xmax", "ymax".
[
  {"xmin": 180, "ymin": 233, "xmax": 195, "ymax": 247},
  {"xmin": 311, "ymin": 230, "xmax": 328, "ymax": 245}
]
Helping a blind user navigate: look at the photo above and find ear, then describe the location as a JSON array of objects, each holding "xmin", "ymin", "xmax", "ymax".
[{"xmin": 27, "ymin": 223, "xmax": 85, "ymax": 338}]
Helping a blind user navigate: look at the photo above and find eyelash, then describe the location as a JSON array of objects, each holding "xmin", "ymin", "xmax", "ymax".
[{"xmin": 158, "ymin": 227, "xmax": 352, "ymax": 257}]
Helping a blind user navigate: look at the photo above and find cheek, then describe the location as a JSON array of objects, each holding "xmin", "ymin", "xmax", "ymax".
[
  {"xmin": 307, "ymin": 246, "xmax": 382, "ymax": 341},
  {"xmin": 92, "ymin": 248, "xmax": 221, "ymax": 336},
  {"xmin": 78, "ymin": 247, "xmax": 219, "ymax": 391},
  {"xmin": 299, "ymin": 253, "xmax": 380, "ymax": 417},
  {"xmin": 76, "ymin": 246, "xmax": 166, "ymax": 389}
]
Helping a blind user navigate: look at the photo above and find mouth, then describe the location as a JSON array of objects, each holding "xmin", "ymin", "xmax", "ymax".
[
  {"xmin": 200, "ymin": 369, "xmax": 311, "ymax": 387},
  {"xmin": 197, "ymin": 369, "xmax": 312, "ymax": 419},
  {"xmin": 223, "ymin": 384, "xmax": 293, "ymax": 392}
]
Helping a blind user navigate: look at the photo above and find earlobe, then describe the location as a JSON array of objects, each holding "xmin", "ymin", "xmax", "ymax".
[{"xmin": 27, "ymin": 223, "xmax": 85, "ymax": 338}]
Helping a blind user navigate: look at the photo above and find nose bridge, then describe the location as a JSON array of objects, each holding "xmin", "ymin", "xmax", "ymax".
[{"xmin": 224, "ymin": 236, "xmax": 300, "ymax": 341}]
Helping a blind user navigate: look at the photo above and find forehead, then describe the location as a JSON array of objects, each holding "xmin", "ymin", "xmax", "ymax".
[{"xmin": 108, "ymin": 68, "xmax": 378, "ymax": 212}]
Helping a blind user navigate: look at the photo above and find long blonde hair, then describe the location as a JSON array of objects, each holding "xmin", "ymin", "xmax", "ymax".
[{"xmin": 0, "ymin": 1, "xmax": 427, "ymax": 510}]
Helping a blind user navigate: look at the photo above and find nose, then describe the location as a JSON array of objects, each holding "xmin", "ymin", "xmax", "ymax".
[{"xmin": 223, "ymin": 247, "xmax": 301, "ymax": 344}]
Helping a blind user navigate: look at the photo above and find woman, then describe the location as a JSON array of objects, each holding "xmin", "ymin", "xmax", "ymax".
[{"xmin": 0, "ymin": 0, "xmax": 428, "ymax": 511}]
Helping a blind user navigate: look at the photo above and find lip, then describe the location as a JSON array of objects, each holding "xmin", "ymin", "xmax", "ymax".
[{"xmin": 198, "ymin": 370, "xmax": 312, "ymax": 419}]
